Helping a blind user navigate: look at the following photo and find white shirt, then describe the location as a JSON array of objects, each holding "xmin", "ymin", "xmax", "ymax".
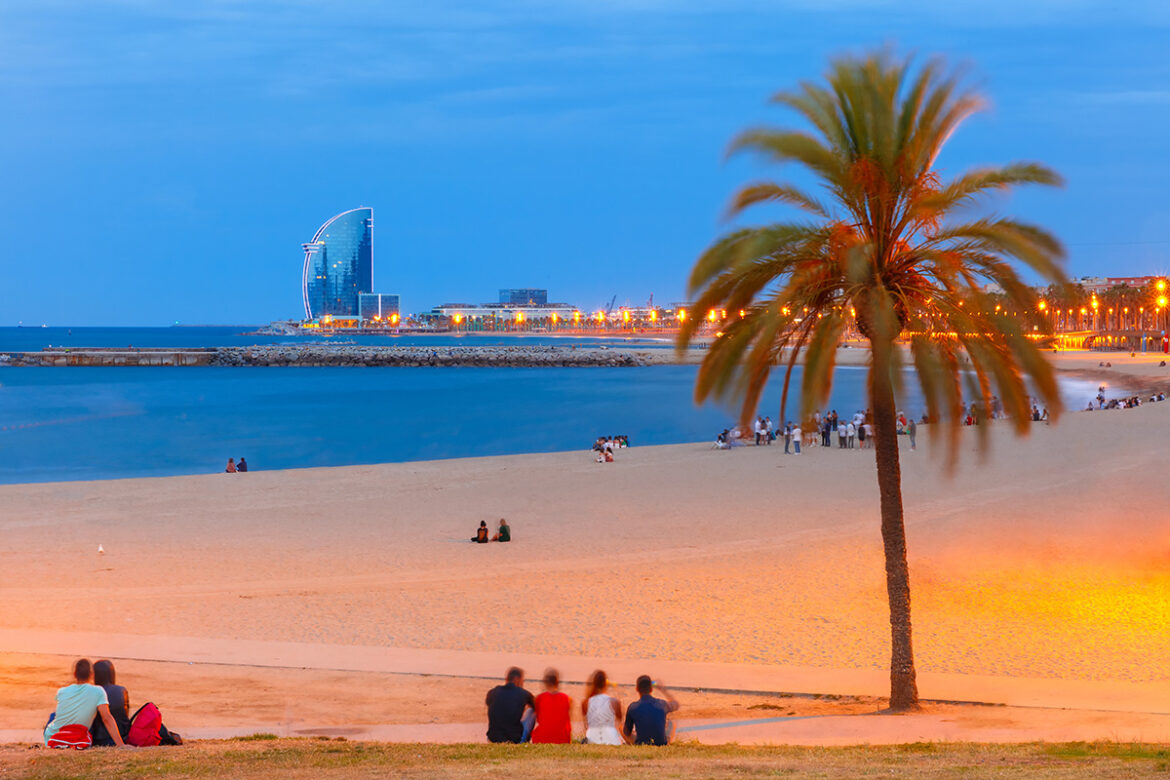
[
  {"xmin": 847, "ymin": 423, "xmax": 855, "ymax": 435},
  {"xmin": 792, "ymin": 426, "xmax": 801, "ymax": 441}
]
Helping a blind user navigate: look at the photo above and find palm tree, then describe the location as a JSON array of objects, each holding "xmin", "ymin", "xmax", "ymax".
[{"xmin": 679, "ymin": 52, "xmax": 1068, "ymax": 712}]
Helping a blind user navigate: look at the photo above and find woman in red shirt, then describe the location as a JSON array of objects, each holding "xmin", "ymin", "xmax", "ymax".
[{"xmin": 530, "ymin": 668, "xmax": 572, "ymax": 743}]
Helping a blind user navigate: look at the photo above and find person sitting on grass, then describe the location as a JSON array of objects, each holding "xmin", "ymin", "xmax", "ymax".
[
  {"xmin": 90, "ymin": 659, "xmax": 182, "ymax": 747},
  {"xmin": 492, "ymin": 518, "xmax": 511, "ymax": 542},
  {"xmin": 471, "ymin": 521, "xmax": 489, "ymax": 543},
  {"xmin": 485, "ymin": 667, "xmax": 535, "ymax": 744},
  {"xmin": 623, "ymin": 676, "xmax": 680, "ymax": 746},
  {"xmin": 44, "ymin": 659, "xmax": 128, "ymax": 750},
  {"xmin": 531, "ymin": 668, "xmax": 572, "ymax": 744}
]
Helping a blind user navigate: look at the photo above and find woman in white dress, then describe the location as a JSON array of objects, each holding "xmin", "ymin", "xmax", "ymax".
[{"xmin": 581, "ymin": 669, "xmax": 626, "ymax": 745}]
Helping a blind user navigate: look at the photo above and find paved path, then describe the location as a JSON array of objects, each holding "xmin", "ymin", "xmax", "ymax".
[
  {"xmin": 5, "ymin": 628, "xmax": 1169, "ymax": 718},
  {"xmin": 8, "ymin": 710, "xmax": 1170, "ymax": 746}
]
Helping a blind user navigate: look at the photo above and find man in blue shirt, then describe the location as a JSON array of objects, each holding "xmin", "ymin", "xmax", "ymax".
[{"xmin": 623, "ymin": 675, "xmax": 680, "ymax": 745}]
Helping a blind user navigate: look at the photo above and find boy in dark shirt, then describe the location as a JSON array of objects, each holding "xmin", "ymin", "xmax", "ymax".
[
  {"xmin": 485, "ymin": 667, "xmax": 535, "ymax": 743},
  {"xmin": 623, "ymin": 675, "xmax": 679, "ymax": 745}
]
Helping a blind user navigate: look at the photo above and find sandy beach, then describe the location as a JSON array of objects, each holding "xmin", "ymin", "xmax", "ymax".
[{"xmin": 2, "ymin": 351, "xmax": 1168, "ymax": 744}]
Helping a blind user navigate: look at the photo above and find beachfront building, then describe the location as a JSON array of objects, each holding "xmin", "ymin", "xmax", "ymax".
[
  {"xmin": 358, "ymin": 293, "xmax": 400, "ymax": 323},
  {"xmin": 426, "ymin": 301, "xmax": 579, "ymax": 331},
  {"xmin": 499, "ymin": 288, "xmax": 548, "ymax": 305},
  {"xmin": 302, "ymin": 207, "xmax": 374, "ymax": 319}
]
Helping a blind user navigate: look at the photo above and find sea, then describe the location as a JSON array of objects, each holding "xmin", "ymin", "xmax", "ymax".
[{"xmin": 0, "ymin": 327, "xmax": 1102, "ymax": 485}]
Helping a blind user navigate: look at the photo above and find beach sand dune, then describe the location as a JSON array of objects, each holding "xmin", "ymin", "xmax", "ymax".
[{"xmin": 1, "ymin": 382, "xmax": 1168, "ymax": 687}]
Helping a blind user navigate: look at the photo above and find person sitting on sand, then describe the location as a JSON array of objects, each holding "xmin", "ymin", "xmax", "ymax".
[
  {"xmin": 225, "ymin": 458, "xmax": 236, "ymax": 473},
  {"xmin": 485, "ymin": 667, "xmax": 535, "ymax": 744},
  {"xmin": 531, "ymin": 668, "xmax": 572, "ymax": 744},
  {"xmin": 44, "ymin": 659, "xmax": 128, "ymax": 749},
  {"xmin": 623, "ymin": 676, "xmax": 679, "ymax": 746},
  {"xmin": 237, "ymin": 457, "xmax": 248, "ymax": 473},
  {"xmin": 471, "ymin": 521, "xmax": 489, "ymax": 544},
  {"xmin": 492, "ymin": 518, "xmax": 511, "ymax": 542},
  {"xmin": 582, "ymin": 669, "xmax": 625, "ymax": 745}
]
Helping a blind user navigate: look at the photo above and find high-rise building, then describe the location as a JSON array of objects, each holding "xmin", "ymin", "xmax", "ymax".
[
  {"xmin": 499, "ymin": 288, "xmax": 548, "ymax": 305},
  {"xmin": 358, "ymin": 293, "xmax": 400, "ymax": 321},
  {"xmin": 302, "ymin": 207, "xmax": 373, "ymax": 319}
]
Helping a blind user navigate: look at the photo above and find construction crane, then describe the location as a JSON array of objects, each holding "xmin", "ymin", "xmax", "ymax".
[
  {"xmin": 604, "ymin": 295, "xmax": 617, "ymax": 316},
  {"xmin": 646, "ymin": 293, "xmax": 654, "ymax": 309}
]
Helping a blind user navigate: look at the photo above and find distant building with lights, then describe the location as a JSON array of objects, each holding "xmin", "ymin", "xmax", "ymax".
[
  {"xmin": 358, "ymin": 293, "xmax": 400, "ymax": 322},
  {"xmin": 301, "ymin": 207, "xmax": 399, "ymax": 323},
  {"xmin": 1076, "ymin": 276, "xmax": 1160, "ymax": 294},
  {"xmin": 499, "ymin": 288, "xmax": 548, "ymax": 305}
]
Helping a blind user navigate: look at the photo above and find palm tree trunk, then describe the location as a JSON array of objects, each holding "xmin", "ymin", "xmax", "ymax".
[{"xmin": 869, "ymin": 339, "xmax": 921, "ymax": 712}]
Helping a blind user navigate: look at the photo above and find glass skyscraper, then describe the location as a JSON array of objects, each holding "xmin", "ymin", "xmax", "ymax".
[{"xmin": 302, "ymin": 207, "xmax": 373, "ymax": 319}]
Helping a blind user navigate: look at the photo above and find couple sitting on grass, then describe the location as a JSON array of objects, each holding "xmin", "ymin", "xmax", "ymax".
[
  {"xmin": 471, "ymin": 518, "xmax": 511, "ymax": 543},
  {"xmin": 43, "ymin": 659, "xmax": 180, "ymax": 750},
  {"xmin": 486, "ymin": 667, "xmax": 679, "ymax": 746}
]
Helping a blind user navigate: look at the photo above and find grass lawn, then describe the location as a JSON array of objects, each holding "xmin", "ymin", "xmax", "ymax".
[{"xmin": 1, "ymin": 739, "xmax": 1168, "ymax": 779}]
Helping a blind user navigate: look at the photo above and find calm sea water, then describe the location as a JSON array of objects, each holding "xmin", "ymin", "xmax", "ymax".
[{"xmin": 0, "ymin": 362, "xmax": 1102, "ymax": 485}]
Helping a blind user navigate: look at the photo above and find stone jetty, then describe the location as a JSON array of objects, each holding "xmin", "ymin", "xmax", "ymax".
[{"xmin": 0, "ymin": 345, "xmax": 660, "ymax": 368}]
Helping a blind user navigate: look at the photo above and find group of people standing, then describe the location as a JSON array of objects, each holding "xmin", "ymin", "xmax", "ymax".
[
  {"xmin": 717, "ymin": 408, "xmax": 921, "ymax": 452},
  {"xmin": 486, "ymin": 667, "xmax": 679, "ymax": 746}
]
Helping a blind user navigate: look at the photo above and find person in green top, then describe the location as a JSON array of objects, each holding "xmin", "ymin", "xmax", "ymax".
[{"xmin": 492, "ymin": 518, "xmax": 511, "ymax": 543}]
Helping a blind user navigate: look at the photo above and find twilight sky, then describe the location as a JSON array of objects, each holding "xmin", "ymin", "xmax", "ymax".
[{"xmin": 2, "ymin": 0, "xmax": 1169, "ymax": 326}]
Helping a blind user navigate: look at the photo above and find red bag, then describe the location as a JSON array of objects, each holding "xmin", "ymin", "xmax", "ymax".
[
  {"xmin": 47, "ymin": 723, "xmax": 92, "ymax": 750},
  {"xmin": 128, "ymin": 702, "xmax": 162, "ymax": 747}
]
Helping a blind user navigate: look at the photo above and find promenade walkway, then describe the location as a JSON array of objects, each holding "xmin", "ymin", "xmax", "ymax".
[{"xmin": 4, "ymin": 629, "xmax": 1169, "ymax": 745}]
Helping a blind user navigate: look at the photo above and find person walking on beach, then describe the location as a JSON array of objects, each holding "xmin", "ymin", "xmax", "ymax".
[
  {"xmin": 225, "ymin": 458, "xmax": 236, "ymax": 473},
  {"xmin": 908, "ymin": 418, "xmax": 917, "ymax": 450},
  {"xmin": 485, "ymin": 667, "xmax": 535, "ymax": 744},
  {"xmin": 582, "ymin": 670, "xmax": 625, "ymax": 745},
  {"xmin": 531, "ymin": 668, "xmax": 572, "ymax": 744},
  {"xmin": 623, "ymin": 676, "xmax": 680, "ymax": 746}
]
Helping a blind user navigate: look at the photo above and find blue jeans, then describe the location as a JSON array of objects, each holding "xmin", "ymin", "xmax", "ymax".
[{"xmin": 794, "ymin": 441, "xmax": 801, "ymax": 454}]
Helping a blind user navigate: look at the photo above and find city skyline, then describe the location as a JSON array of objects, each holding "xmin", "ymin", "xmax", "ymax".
[{"xmin": 2, "ymin": 2, "xmax": 1170, "ymax": 326}]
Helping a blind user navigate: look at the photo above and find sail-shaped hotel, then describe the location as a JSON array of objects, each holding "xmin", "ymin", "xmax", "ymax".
[{"xmin": 301, "ymin": 207, "xmax": 398, "ymax": 322}]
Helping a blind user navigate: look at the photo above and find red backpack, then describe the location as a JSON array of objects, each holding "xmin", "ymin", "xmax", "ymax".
[{"xmin": 128, "ymin": 702, "xmax": 162, "ymax": 747}]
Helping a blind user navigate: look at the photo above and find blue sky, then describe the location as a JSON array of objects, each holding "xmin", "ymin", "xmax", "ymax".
[{"xmin": 1, "ymin": 1, "xmax": 1169, "ymax": 326}]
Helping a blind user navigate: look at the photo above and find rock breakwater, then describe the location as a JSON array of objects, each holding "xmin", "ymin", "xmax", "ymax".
[{"xmin": 2, "ymin": 345, "xmax": 657, "ymax": 367}]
